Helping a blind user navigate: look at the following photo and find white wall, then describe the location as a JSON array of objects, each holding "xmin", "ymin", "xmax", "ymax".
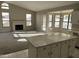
[
  {"xmin": 36, "ymin": 13, "xmax": 43, "ymax": 31},
  {"xmin": 0, "ymin": 2, "xmax": 36, "ymax": 32},
  {"xmin": 36, "ymin": 13, "xmax": 50, "ymax": 32},
  {"xmin": 36, "ymin": 3, "xmax": 79, "ymax": 32},
  {"xmin": 72, "ymin": 11, "xmax": 79, "ymax": 31}
]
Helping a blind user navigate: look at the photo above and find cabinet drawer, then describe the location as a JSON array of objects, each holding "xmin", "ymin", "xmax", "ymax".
[{"xmin": 68, "ymin": 39, "xmax": 77, "ymax": 56}]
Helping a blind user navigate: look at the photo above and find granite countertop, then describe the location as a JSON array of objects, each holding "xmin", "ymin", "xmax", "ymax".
[{"xmin": 27, "ymin": 32, "xmax": 78, "ymax": 47}]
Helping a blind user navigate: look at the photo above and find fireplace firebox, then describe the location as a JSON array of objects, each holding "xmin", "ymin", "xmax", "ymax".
[{"xmin": 15, "ymin": 25, "xmax": 23, "ymax": 30}]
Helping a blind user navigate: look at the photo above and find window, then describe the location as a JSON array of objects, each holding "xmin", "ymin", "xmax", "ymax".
[
  {"xmin": 42, "ymin": 15, "xmax": 46, "ymax": 31},
  {"xmin": 48, "ymin": 15, "xmax": 52, "ymax": 27},
  {"xmin": 2, "ymin": 12, "xmax": 10, "ymax": 27},
  {"xmin": 62, "ymin": 15, "xmax": 69, "ymax": 29},
  {"xmin": 1, "ymin": 3, "xmax": 9, "ymax": 9},
  {"xmin": 51, "ymin": 9, "xmax": 73, "ymax": 30},
  {"xmin": 62, "ymin": 14, "xmax": 72, "ymax": 30},
  {"xmin": 68, "ymin": 14, "xmax": 72, "ymax": 30},
  {"xmin": 26, "ymin": 14, "xmax": 32, "ymax": 26},
  {"xmin": 55, "ymin": 15, "xmax": 60, "ymax": 27},
  {"xmin": 1, "ymin": 3, "xmax": 10, "ymax": 27}
]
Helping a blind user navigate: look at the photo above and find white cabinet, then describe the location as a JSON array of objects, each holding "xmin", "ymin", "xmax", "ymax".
[
  {"xmin": 28, "ymin": 39, "xmax": 77, "ymax": 58},
  {"xmin": 51, "ymin": 43, "xmax": 60, "ymax": 58},
  {"xmin": 60, "ymin": 40, "xmax": 69, "ymax": 57},
  {"xmin": 68, "ymin": 39, "xmax": 77, "ymax": 57},
  {"xmin": 37, "ymin": 43, "xmax": 61, "ymax": 58},
  {"xmin": 37, "ymin": 45, "xmax": 51, "ymax": 58},
  {"xmin": 28, "ymin": 33, "xmax": 77, "ymax": 58},
  {"xmin": 28, "ymin": 42, "xmax": 37, "ymax": 58}
]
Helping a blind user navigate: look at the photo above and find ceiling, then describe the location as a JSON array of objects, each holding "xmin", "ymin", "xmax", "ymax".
[{"xmin": 6, "ymin": 1, "xmax": 79, "ymax": 12}]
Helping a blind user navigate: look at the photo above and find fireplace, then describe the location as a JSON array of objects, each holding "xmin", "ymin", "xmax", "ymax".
[{"xmin": 15, "ymin": 25, "xmax": 23, "ymax": 30}]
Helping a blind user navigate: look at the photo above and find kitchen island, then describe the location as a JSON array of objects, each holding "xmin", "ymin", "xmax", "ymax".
[{"xmin": 27, "ymin": 32, "xmax": 78, "ymax": 58}]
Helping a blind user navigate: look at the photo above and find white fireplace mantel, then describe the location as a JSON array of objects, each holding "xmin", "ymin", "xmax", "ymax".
[{"xmin": 12, "ymin": 20, "xmax": 26, "ymax": 31}]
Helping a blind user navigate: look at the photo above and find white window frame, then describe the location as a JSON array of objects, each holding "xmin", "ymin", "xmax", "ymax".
[
  {"xmin": 62, "ymin": 14, "xmax": 72, "ymax": 30},
  {"xmin": 48, "ymin": 14, "xmax": 52, "ymax": 28},
  {"xmin": 68, "ymin": 14, "xmax": 72, "ymax": 30},
  {"xmin": 2, "ymin": 12, "xmax": 10, "ymax": 27},
  {"xmin": 54, "ymin": 15, "xmax": 60, "ymax": 28},
  {"xmin": 1, "ymin": 3, "xmax": 9, "ymax": 9},
  {"xmin": 42, "ymin": 15, "xmax": 46, "ymax": 31},
  {"xmin": 62, "ymin": 14, "xmax": 69, "ymax": 29},
  {"xmin": 26, "ymin": 14, "xmax": 32, "ymax": 26}
]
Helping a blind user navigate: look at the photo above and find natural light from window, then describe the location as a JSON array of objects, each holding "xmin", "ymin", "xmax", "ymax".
[
  {"xmin": 42, "ymin": 15, "xmax": 46, "ymax": 31},
  {"xmin": 68, "ymin": 14, "xmax": 72, "ymax": 30},
  {"xmin": 1, "ymin": 3, "xmax": 9, "ymax": 9},
  {"xmin": 26, "ymin": 14, "xmax": 32, "ymax": 26},
  {"xmin": 55, "ymin": 15, "xmax": 60, "ymax": 28},
  {"xmin": 49, "ymin": 15, "xmax": 52, "ymax": 28},
  {"xmin": 62, "ymin": 15, "xmax": 69, "ymax": 29},
  {"xmin": 62, "ymin": 14, "xmax": 72, "ymax": 30},
  {"xmin": 2, "ymin": 12, "xmax": 10, "ymax": 27}
]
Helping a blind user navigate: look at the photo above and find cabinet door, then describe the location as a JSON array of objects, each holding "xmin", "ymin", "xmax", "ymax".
[
  {"xmin": 28, "ymin": 42, "xmax": 37, "ymax": 58},
  {"xmin": 68, "ymin": 39, "xmax": 77, "ymax": 57},
  {"xmin": 51, "ymin": 43, "xmax": 61, "ymax": 58},
  {"xmin": 37, "ymin": 45, "xmax": 51, "ymax": 58},
  {"xmin": 60, "ymin": 41, "xmax": 69, "ymax": 58}
]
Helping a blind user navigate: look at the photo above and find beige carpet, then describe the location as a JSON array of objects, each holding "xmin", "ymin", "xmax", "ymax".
[
  {"xmin": 0, "ymin": 32, "xmax": 28, "ymax": 55},
  {"xmin": 0, "ymin": 31, "xmax": 46, "ymax": 55}
]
